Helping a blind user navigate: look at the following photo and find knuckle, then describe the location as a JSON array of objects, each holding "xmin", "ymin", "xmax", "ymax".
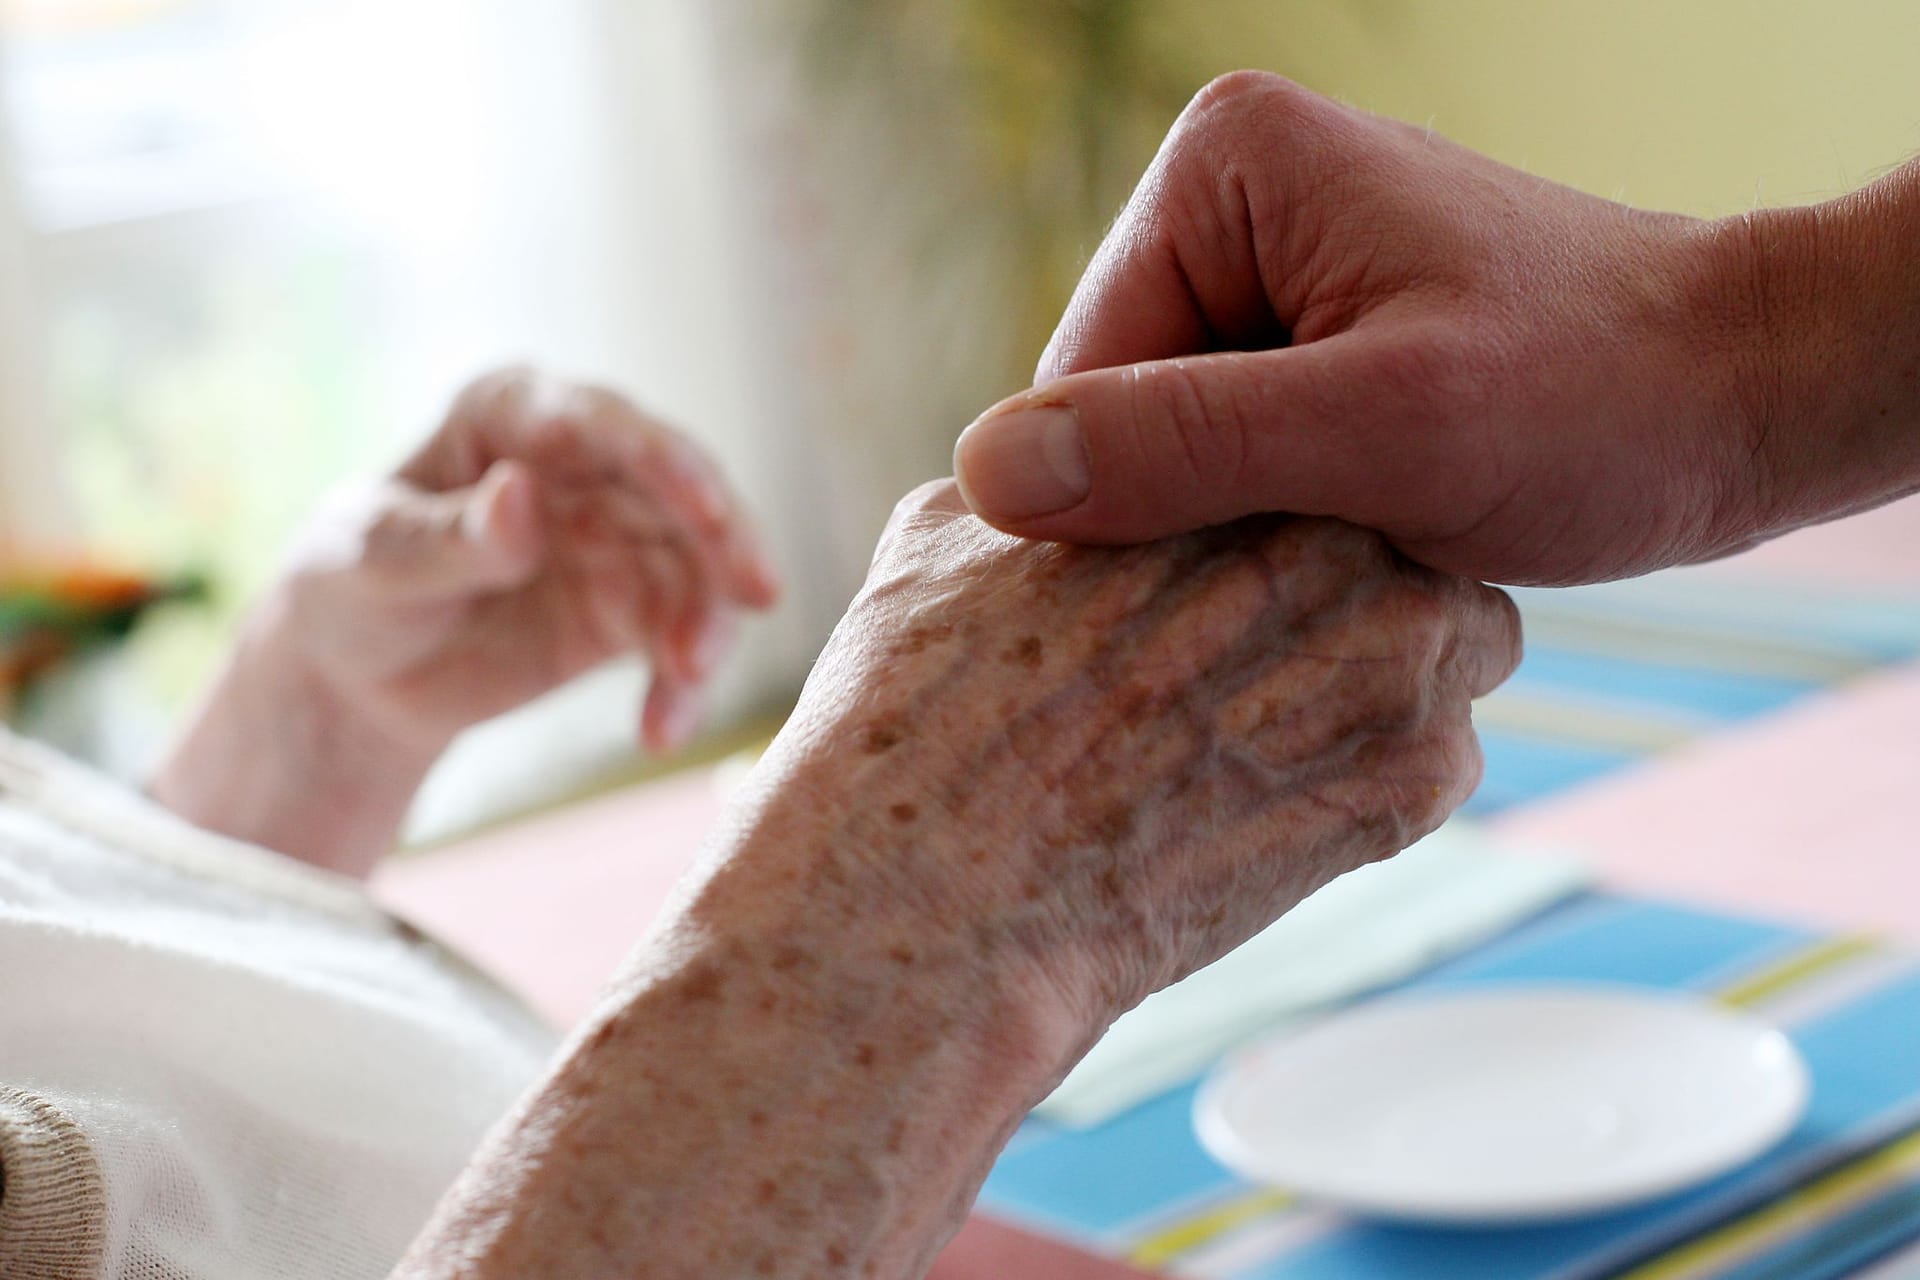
[
  {"xmin": 279, "ymin": 566, "xmax": 329, "ymax": 621},
  {"xmin": 575, "ymin": 382, "xmax": 646, "ymax": 430},
  {"xmin": 877, "ymin": 479, "xmax": 964, "ymax": 560},
  {"xmin": 362, "ymin": 504, "xmax": 414, "ymax": 558},
  {"xmin": 1185, "ymin": 69, "xmax": 1295, "ymax": 129},
  {"xmin": 1167, "ymin": 73, "xmax": 1304, "ymax": 197},
  {"xmin": 895, "ymin": 477, "xmax": 959, "ymax": 519},
  {"xmin": 458, "ymin": 363, "xmax": 539, "ymax": 413},
  {"xmin": 1395, "ymin": 580, "xmax": 1456, "ymax": 646},
  {"xmin": 1177, "ymin": 70, "xmax": 1345, "ymax": 178}
]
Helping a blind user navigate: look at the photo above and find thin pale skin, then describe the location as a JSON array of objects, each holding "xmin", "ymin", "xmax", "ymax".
[
  {"xmin": 150, "ymin": 367, "xmax": 778, "ymax": 878},
  {"xmin": 391, "ymin": 483, "xmax": 1520, "ymax": 1279}
]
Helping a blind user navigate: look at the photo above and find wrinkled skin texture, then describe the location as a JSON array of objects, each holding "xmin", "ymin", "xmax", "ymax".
[
  {"xmin": 956, "ymin": 71, "xmax": 1920, "ymax": 586},
  {"xmin": 393, "ymin": 482, "xmax": 1520, "ymax": 1280},
  {"xmin": 152, "ymin": 367, "xmax": 777, "ymax": 876},
  {"xmin": 782, "ymin": 480, "xmax": 1521, "ymax": 1017}
]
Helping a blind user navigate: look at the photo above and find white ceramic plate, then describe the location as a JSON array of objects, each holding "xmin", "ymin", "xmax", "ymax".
[{"xmin": 1194, "ymin": 985, "xmax": 1810, "ymax": 1224}]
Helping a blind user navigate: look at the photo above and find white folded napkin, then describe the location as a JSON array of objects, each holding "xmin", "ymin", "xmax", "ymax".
[{"xmin": 1035, "ymin": 823, "xmax": 1588, "ymax": 1127}]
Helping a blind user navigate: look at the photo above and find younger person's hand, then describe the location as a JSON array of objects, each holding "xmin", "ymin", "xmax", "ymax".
[{"xmin": 956, "ymin": 71, "xmax": 1920, "ymax": 586}]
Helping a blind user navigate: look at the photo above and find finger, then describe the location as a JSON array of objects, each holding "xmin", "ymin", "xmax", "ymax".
[
  {"xmin": 565, "ymin": 488, "xmax": 719, "ymax": 678},
  {"xmin": 640, "ymin": 675, "xmax": 705, "ymax": 756},
  {"xmin": 558, "ymin": 385, "xmax": 778, "ymax": 612},
  {"xmin": 624, "ymin": 451, "xmax": 780, "ymax": 612},
  {"xmin": 1456, "ymin": 582, "xmax": 1524, "ymax": 699},
  {"xmin": 428, "ymin": 372, "xmax": 780, "ymax": 612},
  {"xmin": 676, "ymin": 603, "xmax": 739, "ymax": 685},
  {"xmin": 955, "ymin": 337, "xmax": 1487, "ymax": 545},
  {"xmin": 360, "ymin": 461, "xmax": 544, "ymax": 597},
  {"xmin": 638, "ymin": 425, "xmax": 781, "ymax": 610},
  {"xmin": 1036, "ymin": 71, "xmax": 1347, "ymax": 383},
  {"xmin": 720, "ymin": 515, "xmax": 781, "ymax": 610},
  {"xmin": 574, "ymin": 532, "xmax": 695, "ymax": 670}
]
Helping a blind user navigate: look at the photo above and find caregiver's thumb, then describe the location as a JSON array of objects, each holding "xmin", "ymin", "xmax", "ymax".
[{"xmin": 953, "ymin": 341, "xmax": 1420, "ymax": 545}]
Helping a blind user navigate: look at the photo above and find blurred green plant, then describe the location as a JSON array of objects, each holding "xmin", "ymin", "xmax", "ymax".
[
  {"xmin": 0, "ymin": 564, "xmax": 206, "ymax": 719},
  {"xmin": 798, "ymin": 0, "xmax": 1215, "ymax": 362}
]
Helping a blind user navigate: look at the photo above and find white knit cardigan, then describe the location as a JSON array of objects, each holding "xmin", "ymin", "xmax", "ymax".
[{"xmin": 0, "ymin": 730, "xmax": 556, "ymax": 1280}]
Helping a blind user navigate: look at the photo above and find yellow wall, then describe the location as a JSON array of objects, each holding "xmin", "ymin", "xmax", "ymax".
[{"xmin": 1171, "ymin": 0, "xmax": 1920, "ymax": 216}]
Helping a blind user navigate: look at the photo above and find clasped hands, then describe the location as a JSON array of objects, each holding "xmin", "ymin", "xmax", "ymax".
[
  {"xmin": 363, "ymin": 382, "xmax": 1516, "ymax": 1278},
  {"xmin": 158, "ymin": 359, "xmax": 1518, "ymax": 1279}
]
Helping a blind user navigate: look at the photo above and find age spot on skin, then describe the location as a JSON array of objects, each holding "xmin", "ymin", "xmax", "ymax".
[
  {"xmin": 679, "ymin": 964, "xmax": 726, "ymax": 1003},
  {"xmin": 1090, "ymin": 801, "xmax": 1138, "ymax": 847},
  {"xmin": 893, "ymin": 622, "xmax": 955, "ymax": 655},
  {"xmin": 770, "ymin": 945, "xmax": 812, "ymax": 973},
  {"xmin": 863, "ymin": 719, "xmax": 906, "ymax": 754},
  {"xmin": 888, "ymin": 802, "xmax": 918, "ymax": 823},
  {"xmin": 853, "ymin": 1043, "xmax": 877, "ymax": 1069},
  {"xmin": 887, "ymin": 943, "xmax": 918, "ymax": 967},
  {"xmin": 1001, "ymin": 635, "xmax": 1045, "ymax": 668},
  {"xmin": 755, "ymin": 1178, "xmax": 778, "ymax": 1204}
]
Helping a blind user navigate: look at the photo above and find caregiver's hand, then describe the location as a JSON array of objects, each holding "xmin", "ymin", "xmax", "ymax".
[
  {"xmin": 393, "ymin": 483, "xmax": 1519, "ymax": 1280},
  {"xmin": 955, "ymin": 71, "xmax": 1920, "ymax": 586},
  {"xmin": 153, "ymin": 366, "xmax": 778, "ymax": 877}
]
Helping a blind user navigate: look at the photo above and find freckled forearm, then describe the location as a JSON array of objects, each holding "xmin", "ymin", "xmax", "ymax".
[
  {"xmin": 393, "ymin": 799, "xmax": 1083, "ymax": 1280},
  {"xmin": 394, "ymin": 509, "xmax": 1508, "ymax": 1279}
]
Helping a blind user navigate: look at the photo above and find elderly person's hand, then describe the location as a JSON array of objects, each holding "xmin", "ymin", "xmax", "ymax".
[
  {"xmin": 394, "ymin": 484, "xmax": 1519, "ymax": 1280},
  {"xmin": 152, "ymin": 367, "xmax": 778, "ymax": 877},
  {"xmin": 954, "ymin": 72, "xmax": 1920, "ymax": 587}
]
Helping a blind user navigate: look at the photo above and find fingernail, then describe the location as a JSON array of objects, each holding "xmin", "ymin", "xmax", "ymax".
[
  {"xmin": 954, "ymin": 402, "xmax": 1091, "ymax": 521},
  {"xmin": 691, "ymin": 611, "xmax": 736, "ymax": 678}
]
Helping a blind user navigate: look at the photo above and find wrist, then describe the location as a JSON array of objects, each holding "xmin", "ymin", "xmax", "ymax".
[
  {"xmin": 1703, "ymin": 160, "xmax": 1920, "ymax": 537},
  {"xmin": 678, "ymin": 750, "xmax": 1095, "ymax": 1104},
  {"xmin": 152, "ymin": 592, "xmax": 443, "ymax": 877}
]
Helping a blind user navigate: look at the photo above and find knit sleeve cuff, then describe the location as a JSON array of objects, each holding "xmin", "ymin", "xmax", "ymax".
[{"xmin": 0, "ymin": 1086, "xmax": 107, "ymax": 1279}]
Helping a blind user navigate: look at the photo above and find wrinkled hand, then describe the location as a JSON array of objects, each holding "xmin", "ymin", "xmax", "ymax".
[
  {"xmin": 954, "ymin": 70, "xmax": 1837, "ymax": 586},
  {"xmin": 391, "ymin": 480, "xmax": 1520, "ymax": 1280},
  {"xmin": 287, "ymin": 367, "xmax": 778, "ymax": 756},
  {"xmin": 775, "ymin": 480, "xmax": 1520, "ymax": 1021},
  {"xmin": 154, "ymin": 367, "xmax": 776, "ymax": 877}
]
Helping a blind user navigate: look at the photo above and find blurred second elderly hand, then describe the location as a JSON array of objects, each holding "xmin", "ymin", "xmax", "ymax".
[
  {"xmin": 393, "ymin": 480, "xmax": 1521, "ymax": 1280},
  {"xmin": 151, "ymin": 367, "xmax": 778, "ymax": 878}
]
